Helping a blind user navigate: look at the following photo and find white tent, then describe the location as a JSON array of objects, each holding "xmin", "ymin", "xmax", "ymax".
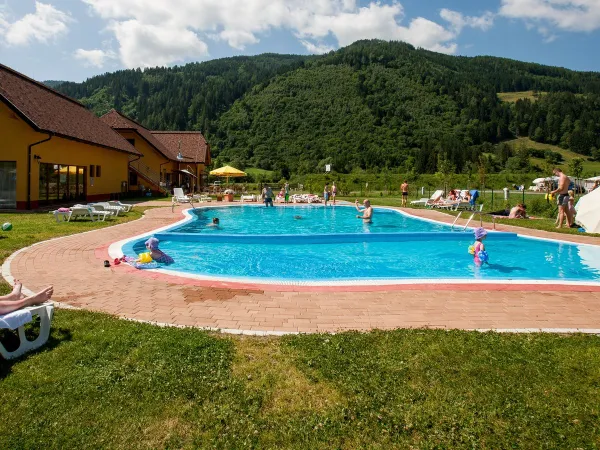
[
  {"xmin": 584, "ymin": 176, "xmax": 600, "ymax": 192},
  {"xmin": 532, "ymin": 176, "xmax": 560, "ymax": 184},
  {"xmin": 575, "ymin": 188, "xmax": 600, "ymax": 233}
]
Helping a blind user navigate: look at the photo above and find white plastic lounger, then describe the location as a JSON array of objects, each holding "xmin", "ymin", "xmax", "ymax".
[
  {"xmin": 240, "ymin": 194, "xmax": 256, "ymax": 202},
  {"xmin": 173, "ymin": 188, "xmax": 191, "ymax": 203},
  {"xmin": 66, "ymin": 207, "xmax": 92, "ymax": 221},
  {"xmin": 108, "ymin": 201, "xmax": 132, "ymax": 212},
  {"xmin": 411, "ymin": 190, "xmax": 444, "ymax": 206},
  {"xmin": 0, "ymin": 304, "xmax": 54, "ymax": 360}
]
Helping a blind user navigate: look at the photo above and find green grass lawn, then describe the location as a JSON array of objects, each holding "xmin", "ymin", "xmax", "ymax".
[
  {"xmin": 1, "ymin": 310, "xmax": 599, "ymax": 448},
  {"xmin": 2, "ymin": 205, "xmax": 600, "ymax": 447}
]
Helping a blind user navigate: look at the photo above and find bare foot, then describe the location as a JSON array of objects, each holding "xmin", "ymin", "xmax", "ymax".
[
  {"xmin": 24, "ymin": 286, "xmax": 53, "ymax": 307},
  {"xmin": 6, "ymin": 279, "xmax": 22, "ymax": 300}
]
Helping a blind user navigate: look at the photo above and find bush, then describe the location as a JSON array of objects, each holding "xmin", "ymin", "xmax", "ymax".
[{"xmin": 527, "ymin": 197, "xmax": 556, "ymax": 218}]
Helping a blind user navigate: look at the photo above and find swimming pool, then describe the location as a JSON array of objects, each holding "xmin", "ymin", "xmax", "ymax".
[{"xmin": 115, "ymin": 205, "xmax": 600, "ymax": 285}]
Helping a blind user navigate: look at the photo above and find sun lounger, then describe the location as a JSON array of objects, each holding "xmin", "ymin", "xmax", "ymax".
[
  {"xmin": 173, "ymin": 188, "xmax": 191, "ymax": 203},
  {"xmin": 0, "ymin": 304, "xmax": 54, "ymax": 360},
  {"xmin": 94, "ymin": 202, "xmax": 126, "ymax": 215},
  {"xmin": 67, "ymin": 207, "xmax": 92, "ymax": 221},
  {"xmin": 240, "ymin": 194, "xmax": 256, "ymax": 202},
  {"xmin": 411, "ymin": 190, "xmax": 444, "ymax": 206},
  {"xmin": 72, "ymin": 205, "xmax": 111, "ymax": 221},
  {"xmin": 108, "ymin": 200, "xmax": 132, "ymax": 212}
]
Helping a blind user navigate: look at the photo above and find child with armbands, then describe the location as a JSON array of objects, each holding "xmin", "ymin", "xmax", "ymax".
[
  {"xmin": 140, "ymin": 237, "xmax": 174, "ymax": 264},
  {"xmin": 468, "ymin": 227, "xmax": 489, "ymax": 266}
]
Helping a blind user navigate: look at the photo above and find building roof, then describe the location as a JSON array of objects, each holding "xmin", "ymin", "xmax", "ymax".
[
  {"xmin": 100, "ymin": 109, "xmax": 171, "ymax": 160},
  {"xmin": 0, "ymin": 64, "xmax": 139, "ymax": 155},
  {"xmin": 151, "ymin": 131, "xmax": 211, "ymax": 164}
]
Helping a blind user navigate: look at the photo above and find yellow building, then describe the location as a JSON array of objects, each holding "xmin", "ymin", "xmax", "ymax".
[
  {"xmin": 0, "ymin": 64, "xmax": 140, "ymax": 210},
  {"xmin": 100, "ymin": 110, "xmax": 211, "ymax": 194}
]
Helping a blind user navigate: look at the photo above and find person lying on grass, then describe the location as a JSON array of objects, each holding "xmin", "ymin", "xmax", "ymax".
[{"xmin": 0, "ymin": 280, "xmax": 53, "ymax": 315}]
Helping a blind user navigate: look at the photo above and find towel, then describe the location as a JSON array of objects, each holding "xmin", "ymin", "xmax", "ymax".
[{"xmin": 0, "ymin": 309, "xmax": 33, "ymax": 330}]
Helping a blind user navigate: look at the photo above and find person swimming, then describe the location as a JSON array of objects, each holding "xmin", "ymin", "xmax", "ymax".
[
  {"xmin": 294, "ymin": 215, "xmax": 302, "ymax": 219},
  {"xmin": 207, "ymin": 217, "xmax": 220, "ymax": 227}
]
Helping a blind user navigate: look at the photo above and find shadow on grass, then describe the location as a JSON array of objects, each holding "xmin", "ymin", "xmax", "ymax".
[{"xmin": 0, "ymin": 325, "xmax": 72, "ymax": 378}]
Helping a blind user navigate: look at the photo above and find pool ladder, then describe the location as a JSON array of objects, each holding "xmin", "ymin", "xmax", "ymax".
[{"xmin": 451, "ymin": 205, "xmax": 496, "ymax": 231}]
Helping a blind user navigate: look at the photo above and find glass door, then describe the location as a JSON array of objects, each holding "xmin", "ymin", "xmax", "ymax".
[{"xmin": 0, "ymin": 161, "xmax": 17, "ymax": 209}]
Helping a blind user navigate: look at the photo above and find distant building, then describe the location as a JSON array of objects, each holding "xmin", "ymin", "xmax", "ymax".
[
  {"xmin": 0, "ymin": 63, "xmax": 211, "ymax": 210},
  {"xmin": 100, "ymin": 110, "xmax": 210, "ymax": 195},
  {"xmin": 0, "ymin": 63, "xmax": 140, "ymax": 209}
]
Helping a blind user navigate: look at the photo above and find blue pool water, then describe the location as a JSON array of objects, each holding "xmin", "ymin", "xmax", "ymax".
[
  {"xmin": 170, "ymin": 205, "xmax": 449, "ymax": 234},
  {"xmin": 121, "ymin": 205, "xmax": 600, "ymax": 283}
]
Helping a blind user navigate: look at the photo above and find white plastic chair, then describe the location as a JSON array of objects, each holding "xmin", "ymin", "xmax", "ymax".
[
  {"xmin": 0, "ymin": 304, "xmax": 54, "ymax": 360},
  {"xmin": 173, "ymin": 188, "xmax": 191, "ymax": 203}
]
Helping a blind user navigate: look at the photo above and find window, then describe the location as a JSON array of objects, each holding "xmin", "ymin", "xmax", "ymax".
[
  {"xmin": 96, "ymin": 165, "xmax": 101, "ymax": 177},
  {"xmin": 0, "ymin": 161, "xmax": 17, "ymax": 209},
  {"xmin": 89, "ymin": 165, "xmax": 95, "ymax": 177},
  {"xmin": 126, "ymin": 138, "xmax": 135, "ymax": 146},
  {"xmin": 129, "ymin": 171, "xmax": 138, "ymax": 186}
]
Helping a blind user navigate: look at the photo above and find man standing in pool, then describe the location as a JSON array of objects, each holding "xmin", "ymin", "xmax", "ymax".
[
  {"xmin": 355, "ymin": 199, "xmax": 373, "ymax": 223},
  {"xmin": 263, "ymin": 185, "xmax": 274, "ymax": 207},
  {"xmin": 331, "ymin": 182, "xmax": 338, "ymax": 205},
  {"xmin": 400, "ymin": 180, "xmax": 409, "ymax": 207}
]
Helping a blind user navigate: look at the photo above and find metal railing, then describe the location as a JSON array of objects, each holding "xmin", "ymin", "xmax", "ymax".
[
  {"xmin": 451, "ymin": 205, "xmax": 497, "ymax": 231},
  {"xmin": 129, "ymin": 158, "xmax": 169, "ymax": 195}
]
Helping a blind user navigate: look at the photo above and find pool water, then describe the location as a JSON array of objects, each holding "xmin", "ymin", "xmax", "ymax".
[
  {"xmin": 171, "ymin": 205, "xmax": 450, "ymax": 234},
  {"xmin": 120, "ymin": 205, "xmax": 600, "ymax": 283}
]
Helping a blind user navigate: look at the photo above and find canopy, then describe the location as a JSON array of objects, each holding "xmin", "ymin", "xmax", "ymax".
[
  {"xmin": 209, "ymin": 165, "xmax": 246, "ymax": 177},
  {"xmin": 532, "ymin": 176, "xmax": 558, "ymax": 184},
  {"xmin": 575, "ymin": 188, "xmax": 600, "ymax": 233},
  {"xmin": 585, "ymin": 176, "xmax": 600, "ymax": 182},
  {"xmin": 176, "ymin": 169, "xmax": 197, "ymax": 178}
]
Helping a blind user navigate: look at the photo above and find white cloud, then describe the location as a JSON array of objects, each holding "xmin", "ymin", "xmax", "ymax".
[
  {"xmin": 440, "ymin": 8, "xmax": 495, "ymax": 33},
  {"xmin": 109, "ymin": 20, "xmax": 209, "ymax": 68},
  {"xmin": 500, "ymin": 0, "xmax": 600, "ymax": 37},
  {"xmin": 300, "ymin": 40, "xmax": 334, "ymax": 54},
  {"xmin": 73, "ymin": 48, "xmax": 116, "ymax": 67},
  {"xmin": 0, "ymin": 2, "xmax": 72, "ymax": 46},
  {"xmin": 81, "ymin": 0, "xmax": 495, "ymax": 68}
]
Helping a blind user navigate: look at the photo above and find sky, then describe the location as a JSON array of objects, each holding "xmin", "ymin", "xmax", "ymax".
[{"xmin": 1, "ymin": 0, "xmax": 599, "ymax": 82}]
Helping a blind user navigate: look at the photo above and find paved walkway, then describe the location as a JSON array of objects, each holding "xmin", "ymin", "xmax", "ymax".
[{"xmin": 4, "ymin": 204, "xmax": 600, "ymax": 334}]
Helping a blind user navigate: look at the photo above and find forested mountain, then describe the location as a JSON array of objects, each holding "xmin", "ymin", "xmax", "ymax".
[{"xmin": 57, "ymin": 40, "xmax": 600, "ymax": 175}]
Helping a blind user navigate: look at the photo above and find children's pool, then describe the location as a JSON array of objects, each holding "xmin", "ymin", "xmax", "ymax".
[{"xmin": 117, "ymin": 205, "xmax": 600, "ymax": 284}]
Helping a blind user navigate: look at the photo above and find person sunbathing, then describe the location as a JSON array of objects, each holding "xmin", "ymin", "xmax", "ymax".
[
  {"xmin": 508, "ymin": 204, "xmax": 527, "ymax": 219},
  {"xmin": 0, "ymin": 280, "xmax": 53, "ymax": 315}
]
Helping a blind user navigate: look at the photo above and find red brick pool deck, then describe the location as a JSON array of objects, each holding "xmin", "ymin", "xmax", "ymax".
[{"xmin": 4, "ymin": 203, "xmax": 600, "ymax": 334}]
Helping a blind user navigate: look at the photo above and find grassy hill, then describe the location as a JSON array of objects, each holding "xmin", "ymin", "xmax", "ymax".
[
  {"xmin": 507, "ymin": 138, "xmax": 600, "ymax": 176},
  {"xmin": 497, "ymin": 91, "xmax": 544, "ymax": 103},
  {"xmin": 56, "ymin": 40, "xmax": 600, "ymax": 176}
]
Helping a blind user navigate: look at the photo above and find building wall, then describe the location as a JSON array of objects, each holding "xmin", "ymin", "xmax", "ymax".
[
  {"xmin": 115, "ymin": 130, "xmax": 169, "ymax": 191},
  {"xmin": 0, "ymin": 102, "xmax": 130, "ymax": 209}
]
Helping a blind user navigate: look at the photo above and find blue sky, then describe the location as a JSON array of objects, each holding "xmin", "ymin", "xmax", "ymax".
[{"xmin": 1, "ymin": 0, "xmax": 599, "ymax": 82}]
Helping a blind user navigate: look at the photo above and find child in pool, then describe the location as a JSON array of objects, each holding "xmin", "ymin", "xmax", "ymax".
[
  {"xmin": 207, "ymin": 217, "xmax": 220, "ymax": 227},
  {"xmin": 471, "ymin": 227, "xmax": 488, "ymax": 265},
  {"xmin": 142, "ymin": 237, "xmax": 174, "ymax": 264}
]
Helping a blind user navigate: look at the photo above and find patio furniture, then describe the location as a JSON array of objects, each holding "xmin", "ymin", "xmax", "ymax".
[
  {"xmin": 192, "ymin": 194, "xmax": 212, "ymax": 202},
  {"xmin": 50, "ymin": 208, "xmax": 72, "ymax": 222},
  {"xmin": 108, "ymin": 200, "xmax": 132, "ymax": 212},
  {"xmin": 92, "ymin": 202, "xmax": 124, "ymax": 216},
  {"xmin": 411, "ymin": 190, "xmax": 444, "ymax": 206},
  {"xmin": 0, "ymin": 304, "xmax": 54, "ymax": 360},
  {"xmin": 173, "ymin": 188, "xmax": 191, "ymax": 203},
  {"xmin": 240, "ymin": 194, "xmax": 256, "ymax": 202},
  {"xmin": 73, "ymin": 205, "xmax": 111, "ymax": 221}
]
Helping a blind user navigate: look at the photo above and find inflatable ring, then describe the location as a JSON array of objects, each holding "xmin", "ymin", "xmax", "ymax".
[{"xmin": 138, "ymin": 252, "xmax": 153, "ymax": 263}]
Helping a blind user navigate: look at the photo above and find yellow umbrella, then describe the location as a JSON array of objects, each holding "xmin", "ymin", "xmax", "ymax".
[{"xmin": 209, "ymin": 165, "xmax": 246, "ymax": 184}]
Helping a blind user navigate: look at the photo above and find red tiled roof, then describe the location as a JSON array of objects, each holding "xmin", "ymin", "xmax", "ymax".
[
  {"xmin": 100, "ymin": 109, "xmax": 171, "ymax": 159},
  {"xmin": 151, "ymin": 131, "xmax": 210, "ymax": 164},
  {"xmin": 0, "ymin": 64, "xmax": 139, "ymax": 155}
]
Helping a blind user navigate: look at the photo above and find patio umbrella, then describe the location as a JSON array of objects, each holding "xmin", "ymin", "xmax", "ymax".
[
  {"xmin": 575, "ymin": 187, "xmax": 600, "ymax": 233},
  {"xmin": 209, "ymin": 165, "xmax": 246, "ymax": 184}
]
